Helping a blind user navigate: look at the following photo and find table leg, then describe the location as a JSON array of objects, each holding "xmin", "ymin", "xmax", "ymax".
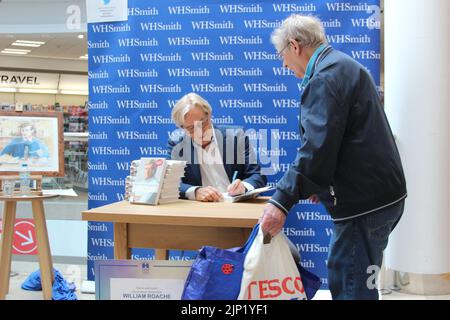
[
  {"xmin": 32, "ymin": 200, "xmax": 54, "ymax": 300},
  {"xmin": 114, "ymin": 223, "xmax": 131, "ymax": 260},
  {"xmin": 0, "ymin": 201, "xmax": 16, "ymax": 299},
  {"xmin": 155, "ymin": 249, "xmax": 169, "ymax": 260}
]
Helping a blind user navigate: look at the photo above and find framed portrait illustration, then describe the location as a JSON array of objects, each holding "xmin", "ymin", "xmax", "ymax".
[{"xmin": 0, "ymin": 112, "xmax": 64, "ymax": 176}]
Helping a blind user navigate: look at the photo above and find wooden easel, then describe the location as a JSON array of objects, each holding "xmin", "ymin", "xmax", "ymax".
[{"xmin": 0, "ymin": 176, "xmax": 58, "ymax": 300}]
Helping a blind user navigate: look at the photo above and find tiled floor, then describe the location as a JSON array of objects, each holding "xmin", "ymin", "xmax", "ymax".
[{"xmin": 4, "ymin": 260, "xmax": 450, "ymax": 300}]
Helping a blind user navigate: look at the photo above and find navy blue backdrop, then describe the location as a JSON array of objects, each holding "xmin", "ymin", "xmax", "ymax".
[{"xmin": 87, "ymin": 0, "xmax": 381, "ymax": 289}]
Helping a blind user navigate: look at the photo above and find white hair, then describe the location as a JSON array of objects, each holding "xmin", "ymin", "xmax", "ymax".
[
  {"xmin": 271, "ymin": 14, "xmax": 327, "ymax": 53},
  {"xmin": 171, "ymin": 92, "xmax": 212, "ymax": 128}
]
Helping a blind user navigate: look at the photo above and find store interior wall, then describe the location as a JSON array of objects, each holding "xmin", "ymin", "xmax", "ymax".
[
  {"xmin": 0, "ymin": 93, "xmax": 87, "ymax": 106},
  {"xmin": 0, "ymin": 0, "xmax": 89, "ymax": 263}
]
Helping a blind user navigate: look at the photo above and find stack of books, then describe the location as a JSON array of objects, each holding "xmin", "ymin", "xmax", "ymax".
[{"xmin": 125, "ymin": 157, "xmax": 186, "ymax": 205}]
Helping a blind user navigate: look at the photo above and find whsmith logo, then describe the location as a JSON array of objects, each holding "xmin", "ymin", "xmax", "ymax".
[
  {"xmin": 327, "ymin": 34, "xmax": 371, "ymax": 44},
  {"xmin": 212, "ymin": 116, "xmax": 234, "ymax": 125},
  {"xmin": 244, "ymin": 51, "xmax": 278, "ymax": 61},
  {"xmin": 352, "ymin": 50, "xmax": 381, "ymax": 60},
  {"xmin": 87, "ymin": 100, "xmax": 108, "ymax": 109},
  {"xmin": 140, "ymin": 147, "xmax": 169, "ymax": 156},
  {"xmin": 89, "ymin": 131, "xmax": 108, "ymax": 140},
  {"xmin": 272, "ymin": 67, "xmax": 294, "ymax": 76},
  {"xmin": 91, "ymin": 116, "xmax": 130, "ymax": 125},
  {"xmin": 91, "ymin": 177, "xmax": 125, "ymax": 187},
  {"xmin": 92, "ymin": 85, "xmax": 130, "ymax": 94},
  {"xmin": 168, "ymin": 36, "xmax": 210, "ymax": 46},
  {"xmin": 243, "ymin": 115, "xmax": 287, "ymax": 125},
  {"xmin": 91, "ymin": 23, "xmax": 131, "ymax": 33},
  {"xmin": 272, "ymin": 131, "xmax": 301, "ymax": 140},
  {"xmin": 140, "ymin": 53, "xmax": 182, "ymax": 62},
  {"xmin": 116, "ymin": 131, "xmax": 158, "ymax": 140},
  {"xmin": 243, "ymin": 20, "xmax": 282, "ymax": 29},
  {"xmin": 191, "ymin": 83, "xmax": 233, "ymax": 93},
  {"xmin": 243, "ymin": 83, "xmax": 287, "ymax": 92},
  {"xmin": 88, "ymin": 40, "xmax": 110, "ymax": 49},
  {"xmin": 116, "ymin": 162, "xmax": 131, "ymax": 171},
  {"xmin": 168, "ymin": 68, "xmax": 210, "ymax": 77},
  {"xmin": 128, "ymin": 7, "xmax": 159, "ymax": 16},
  {"xmin": 140, "ymin": 22, "xmax": 182, "ymax": 31},
  {"xmin": 118, "ymin": 38, "xmax": 158, "ymax": 47},
  {"xmin": 116, "ymin": 193, "xmax": 125, "ymax": 201},
  {"xmin": 117, "ymin": 69, "xmax": 158, "ymax": 78},
  {"xmin": 140, "ymin": 84, "xmax": 182, "ymax": 93},
  {"xmin": 116, "ymin": 99, "xmax": 158, "ymax": 109},
  {"xmin": 191, "ymin": 52, "xmax": 234, "ymax": 61},
  {"xmin": 91, "ymin": 147, "xmax": 130, "ymax": 156},
  {"xmin": 326, "ymin": 2, "xmax": 372, "ymax": 11},
  {"xmin": 87, "ymin": 223, "xmax": 108, "ymax": 232},
  {"xmin": 284, "ymin": 227, "xmax": 316, "ymax": 237},
  {"xmin": 90, "ymin": 238, "xmax": 114, "ymax": 247},
  {"xmin": 191, "ymin": 20, "xmax": 234, "ymax": 30},
  {"xmin": 219, "ymin": 99, "xmax": 263, "ymax": 109},
  {"xmin": 272, "ymin": 3, "xmax": 317, "ymax": 12},
  {"xmin": 322, "ymin": 19, "xmax": 342, "ymax": 28},
  {"xmin": 87, "ymin": 162, "xmax": 108, "ymax": 171},
  {"xmin": 168, "ymin": 5, "xmax": 210, "ymax": 15},
  {"xmin": 88, "ymin": 70, "xmax": 109, "ymax": 79},
  {"xmin": 139, "ymin": 116, "xmax": 174, "ymax": 125},
  {"xmin": 272, "ymin": 163, "xmax": 290, "ymax": 173},
  {"xmin": 220, "ymin": 67, "xmax": 263, "ymax": 77},
  {"xmin": 219, "ymin": 35, "xmax": 263, "ymax": 45},
  {"xmin": 92, "ymin": 54, "xmax": 130, "ymax": 64},
  {"xmin": 219, "ymin": 4, "xmax": 263, "ymax": 13},
  {"xmin": 351, "ymin": 18, "xmax": 380, "ymax": 28},
  {"xmin": 296, "ymin": 243, "xmax": 328, "ymax": 253},
  {"xmin": 273, "ymin": 99, "xmax": 300, "ymax": 108},
  {"xmin": 87, "ymin": 253, "xmax": 109, "ymax": 261},
  {"xmin": 257, "ymin": 147, "xmax": 287, "ymax": 157},
  {"xmin": 296, "ymin": 211, "xmax": 332, "ymax": 221},
  {"xmin": 88, "ymin": 192, "xmax": 108, "ymax": 201}
]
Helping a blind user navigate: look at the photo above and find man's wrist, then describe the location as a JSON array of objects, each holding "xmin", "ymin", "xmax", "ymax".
[
  {"xmin": 268, "ymin": 199, "xmax": 289, "ymax": 216},
  {"xmin": 186, "ymin": 186, "xmax": 201, "ymax": 200}
]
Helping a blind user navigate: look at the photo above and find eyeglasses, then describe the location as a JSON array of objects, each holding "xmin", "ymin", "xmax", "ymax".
[
  {"xmin": 276, "ymin": 42, "xmax": 290, "ymax": 60},
  {"xmin": 181, "ymin": 116, "xmax": 211, "ymax": 134},
  {"xmin": 276, "ymin": 40, "xmax": 301, "ymax": 60}
]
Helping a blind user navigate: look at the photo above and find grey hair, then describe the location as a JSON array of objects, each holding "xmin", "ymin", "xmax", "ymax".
[
  {"xmin": 171, "ymin": 92, "xmax": 212, "ymax": 128},
  {"xmin": 271, "ymin": 14, "xmax": 327, "ymax": 53}
]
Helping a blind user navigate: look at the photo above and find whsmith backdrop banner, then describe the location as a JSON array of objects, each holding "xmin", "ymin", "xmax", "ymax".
[{"xmin": 87, "ymin": 0, "xmax": 381, "ymax": 288}]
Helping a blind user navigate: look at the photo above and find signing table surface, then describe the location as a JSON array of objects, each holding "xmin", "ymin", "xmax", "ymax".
[{"xmin": 82, "ymin": 198, "xmax": 268, "ymax": 260}]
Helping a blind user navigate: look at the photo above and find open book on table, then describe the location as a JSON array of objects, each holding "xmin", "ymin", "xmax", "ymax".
[{"xmin": 222, "ymin": 186, "xmax": 274, "ymax": 203}]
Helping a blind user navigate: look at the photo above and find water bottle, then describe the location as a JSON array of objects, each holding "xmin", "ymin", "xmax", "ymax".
[{"xmin": 19, "ymin": 163, "xmax": 31, "ymax": 196}]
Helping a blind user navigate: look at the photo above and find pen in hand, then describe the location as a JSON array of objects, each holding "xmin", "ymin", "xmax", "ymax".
[
  {"xmin": 228, "ymin": 171, "xmax": 245, "ymax": 196},
  {"xmin": 232, "ymin": 170, "xmax": 238, "ymax": 183}
]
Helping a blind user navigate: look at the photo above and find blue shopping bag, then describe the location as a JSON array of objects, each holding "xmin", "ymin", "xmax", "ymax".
[
  {"xmin": 181, "ymin": 224, "xmax": 259, "ymax": 300},
  {"xmin": 297, "ymin": 264, "xmax": 321, "ymax": 300}
]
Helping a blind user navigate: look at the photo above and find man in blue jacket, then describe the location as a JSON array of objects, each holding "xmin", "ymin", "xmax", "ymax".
[
  {"xmin": 168, "ymin": 92, "xmax": 267, "ymax": 202},
  {"xmin": 260, "ymin": 14, "xmax": 407, "ymax": 300}
]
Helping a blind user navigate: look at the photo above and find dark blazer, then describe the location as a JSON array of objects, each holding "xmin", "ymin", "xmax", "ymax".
[{"xmin": 168, "ymin": 125, "xmax": 267, "ymax": 199}]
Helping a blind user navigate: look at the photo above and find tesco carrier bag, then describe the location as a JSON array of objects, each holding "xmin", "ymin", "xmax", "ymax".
[{"xmin": 238, "ymin": 226, "xmax": 307, "ymax": 300}]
